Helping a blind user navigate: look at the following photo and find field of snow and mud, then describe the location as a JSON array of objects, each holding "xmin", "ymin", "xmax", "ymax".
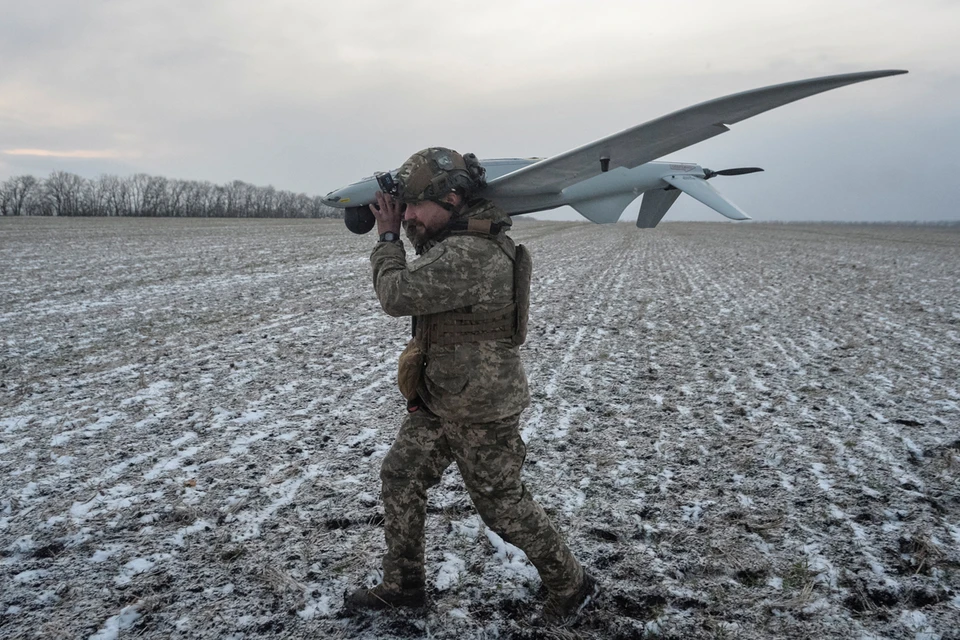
[{"xmin": 1, "ymin": 216, "xmax": 958, "ymax": 640}]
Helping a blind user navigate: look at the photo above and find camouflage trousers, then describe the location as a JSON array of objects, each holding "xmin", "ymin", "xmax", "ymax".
[{"xmin": 378, "ymin": 408, "xmax": 584, "ymax": 596}]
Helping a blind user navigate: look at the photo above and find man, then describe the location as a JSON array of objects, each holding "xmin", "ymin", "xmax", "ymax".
[{"xmin": 343, "ymin": 148, "xmax": 596, "ymax": 625}]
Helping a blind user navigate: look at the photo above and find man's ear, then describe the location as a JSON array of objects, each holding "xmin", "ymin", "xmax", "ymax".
[{"xmin": 442, "ymin": 192, "xmax": 462, "ymax": 208}]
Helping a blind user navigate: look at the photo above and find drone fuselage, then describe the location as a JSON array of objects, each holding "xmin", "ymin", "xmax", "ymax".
[{"xmin": 325, "ymin": 159, "xmax": 705, "ymax": 223}]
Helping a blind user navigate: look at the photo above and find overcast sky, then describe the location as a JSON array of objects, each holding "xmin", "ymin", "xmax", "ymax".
[{"xmin": 2, "ymin": 1, "xmax": 958, "ymax": 222}]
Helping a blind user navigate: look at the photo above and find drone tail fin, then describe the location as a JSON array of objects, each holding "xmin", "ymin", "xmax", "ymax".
[
  {"xmin": 636, "ymin": 189, "xmax": 683, "ymax": 228},
  {"xmin": 663, "ymin": 175, "xmax": 752, "ymax": 221},
  {"xmin": 569, "ymin": 193, "xmax": 637, "ymax": 224}
]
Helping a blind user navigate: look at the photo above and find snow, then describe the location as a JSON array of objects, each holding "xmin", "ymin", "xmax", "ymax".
[
  {"xmin": 297, "ymin": 596, "xmax": 331, "ymax": 620},
  {"xmin": 115, "ymin": 555, "xmax": 168, "ymax": 585},
  {"xmin": 484, "ymin": 528, "xmax": 539, "ymax": 583},
  {"xmin": 435, "ymin": 552, "xmax": 466, "ymax": 591},
  {"xmin": 1, "ymin": 218, "xmax": 959, "ymax": 639},
  {"xmin": 89, "ymin": 604, "xmax": 142, "ymax": 640},
  {"xmin": 13, "ymin": 569, "xmax": 50, "ymax": 583}
]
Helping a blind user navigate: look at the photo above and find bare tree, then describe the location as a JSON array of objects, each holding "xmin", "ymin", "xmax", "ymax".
[
  {"xmin": 83, "ymin": 176, "xmax": 111, "ymax": 216},
  {"xmin": 1, "ymin": 176, "xmax": 40, "ymax": 216},
  {"xmin": 101, "ymin": 175, "xmax": 130, "ymax": 217},
  {"xmin": 165, "ymin": 179, "xmax": 188, "ymax": 217},
  {"xmin": 140, "ymin": 176, "xmax": 168, "ymax": 216},
  {"xmin": 0, "ymin": 178, "xmax": 13, "ymax": 216},
  {"xmin": 1, "ymin": 171, "xmax": 341, "ymax": 219},
  {"xmin": 126, "ymin": 173, "xmax": 152, "ymax": 216},
  {"xmin": 44, "ymin": 171, "xmax": 87, "ymax": 216}
]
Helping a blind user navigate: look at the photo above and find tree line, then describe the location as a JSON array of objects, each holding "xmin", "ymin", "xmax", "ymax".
[{"xmin": 0, "ymin": 171, "xmax": 341, "ymax": 219}]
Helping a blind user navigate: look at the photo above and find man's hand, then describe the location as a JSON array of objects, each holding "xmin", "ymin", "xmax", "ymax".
[{"xmin": 372, "ymin": 191, "xmax": 403, "ymax": 237}]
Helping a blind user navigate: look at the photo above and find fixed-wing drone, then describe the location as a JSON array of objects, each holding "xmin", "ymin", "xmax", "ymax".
[{"xmin": 327, "ymin": 70, "xmax": 906, "ymax": 232}]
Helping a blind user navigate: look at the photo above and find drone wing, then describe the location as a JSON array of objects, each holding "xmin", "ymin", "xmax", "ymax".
[{"xmin": 484, "ymin": 70, "xmax": 907, "ymax": 199}]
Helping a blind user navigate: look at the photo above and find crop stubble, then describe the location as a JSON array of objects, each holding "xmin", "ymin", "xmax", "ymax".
[{"xmin": 1, "ymin": 217, "xmax": 958, "ymax": 639}]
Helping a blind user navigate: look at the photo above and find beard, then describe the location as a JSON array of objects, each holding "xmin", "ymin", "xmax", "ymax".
[{"xmin": 403, "ymin": 220, "xmax": 431, "ymax": 252}]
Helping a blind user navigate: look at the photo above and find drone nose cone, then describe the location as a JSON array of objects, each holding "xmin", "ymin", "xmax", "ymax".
[{"xmin": 325, "ymin": 188, "xmax": 352, "ymax": 207}]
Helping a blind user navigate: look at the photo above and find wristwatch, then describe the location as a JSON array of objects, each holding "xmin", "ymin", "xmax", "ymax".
[{"xmin": 379, "ymin": 231, "xmax": 400, "ymax": 242}]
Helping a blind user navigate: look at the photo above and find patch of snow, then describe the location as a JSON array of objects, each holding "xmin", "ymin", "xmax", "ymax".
[
  {"xmin": 296, "ymin": 596, "xmax": 331, "ymax": 620},
  {"xmin": 50, "ymin": 433, "xmax": 72, "ymax": 446},
  {"xmin": 558, "ymin": 487, "xmax": 585, "ymax": 515},
  {"xmin": 36, "ymin": 590, "xmax": 60, "ymax": 604},
  {"xmin": 13, "ymin": 569, "xmax": 50, "ymax": 583},
  {"xmin": 144, "ymin": 445, "xmax": 201, "ymax": 480},
  {"xmin": 168, "ymin": 519, "xmax": 213, "ymax": 547},
  {"xmin": 233, "ymin": 410, "xmax": 267, "ymax": 425},
  {"xmin": 810, "ymin": 463, "xmax": 834, "ymax": 491},
  {"xmin": 70, "ymin": 495, "xmax": 101, "ymax": 522},
  {"xmin": 230, "ymin": 431, "xmax": 269, "ymax": 454},
  {"xmin": 8, "ymin": 535, "xmax": 34, "ymax": 555},
  {"xmin": 451, "ymin": 517, "xmax": 481, "ymax": 541},
  {"xmin": 484, "ymin": 528, "xmax": 537, "ymax": 581},
  {"xmin": 345, "ymin": 428, "xmax": 378, "ymax": 447},
  {"xmin": 898, "ymin": 609, "xmax": 928, "ymax": 631},
  {"xmin": 170, "ymin": 431, "xmax": 197, "ymax": 448},
  {"xmin": 91, "ymin": 545, "xmax": 124, "ymax": 563},
  {"xmin": 115, "ymin": 554, "xmax": 169, "ymax": 586},
  {"xmin": 681, "ymin": 502, "xmax": 703, "ymax": 522},
  {"xmin": 435, "ymin": 552, "xmax": 466, "ymax": 591},
  {"xmin": 202, "ymin": 456, "xmax": 236, "ymax": 467},
  {"xmin": 89, "ymin": 604, "xmax": 142, "ymax": 640}
]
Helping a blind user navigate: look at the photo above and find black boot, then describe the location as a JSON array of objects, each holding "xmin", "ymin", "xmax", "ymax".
[
  {"xmin": 341, "ymin": 583, "xmax": 426, "ymax": 615},
  {"xmin": 539, "ymin": 573, "xmax": 600, "ymax": 627}
]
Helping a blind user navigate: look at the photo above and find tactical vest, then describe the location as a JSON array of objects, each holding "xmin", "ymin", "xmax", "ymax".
[{"xmin": 414, "ymin": 219, "xmax": 531, "ymax": 348}]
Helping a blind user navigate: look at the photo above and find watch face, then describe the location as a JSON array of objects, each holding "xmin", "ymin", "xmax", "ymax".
[{"xmin": 380, "ymin": 232, "xmax": 399, "ymax": 242}]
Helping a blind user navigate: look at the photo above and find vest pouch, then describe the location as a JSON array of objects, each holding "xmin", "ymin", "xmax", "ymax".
[
  {"xmin": 512, "ymin": 244, "xmax": 532, "ymax": 346},
  {"xmin": 397, "ymin": 339, "xmax": 425, "ymax": 400}
]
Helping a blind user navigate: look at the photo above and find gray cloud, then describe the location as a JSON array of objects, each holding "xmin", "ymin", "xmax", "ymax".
[{"xmin": 2, "ymin": 0, "xmax": 958, "ymax": 222}]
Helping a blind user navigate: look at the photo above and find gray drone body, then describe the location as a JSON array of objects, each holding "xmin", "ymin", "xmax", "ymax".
[{"xmin": 328, "ymin": 70, "xmax": 907, "ymax": 231}]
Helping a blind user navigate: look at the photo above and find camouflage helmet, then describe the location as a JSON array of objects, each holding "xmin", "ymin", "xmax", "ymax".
[{"xmin": 395, "ymin": 147, "xmax": 486, "ymax": 205}]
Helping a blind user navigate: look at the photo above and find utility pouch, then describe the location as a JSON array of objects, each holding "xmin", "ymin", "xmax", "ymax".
[
  {"xmin": 397, "ymin": 339, "xmax": 425, "ymax": 400},
  {"xmin": 513, "ymin": 244, "xmax": 532, "ymax": 346}
]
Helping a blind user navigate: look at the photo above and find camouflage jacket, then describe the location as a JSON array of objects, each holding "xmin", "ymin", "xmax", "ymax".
[{"xmin": 370, "ymin": 200, "xmax": 530, "ymax": 423}]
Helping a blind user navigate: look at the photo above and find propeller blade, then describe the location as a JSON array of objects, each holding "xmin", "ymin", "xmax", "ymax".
[
  {"xmin": 715, "ymin": 167, "xmax": 764, "ymax": 176},
  {"xmin": 703, "ymin": 166, "xmax": 765, "ymax": 179}
]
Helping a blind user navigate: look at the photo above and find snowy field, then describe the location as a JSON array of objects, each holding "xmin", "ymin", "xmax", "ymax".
[{"xmin": 1, "ymin": 216, "xmax": 958, "ymax": 640}]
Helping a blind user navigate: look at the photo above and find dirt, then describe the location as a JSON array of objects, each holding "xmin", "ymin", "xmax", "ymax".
[{"xmin": 1, "ymin": 216, "xmax": 958, "ymax": 639}]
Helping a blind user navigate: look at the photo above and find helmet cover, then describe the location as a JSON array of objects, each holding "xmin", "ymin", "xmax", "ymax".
[{"xmin": 396, "ymin": 147, "xmax": 481, "ymax": 204}]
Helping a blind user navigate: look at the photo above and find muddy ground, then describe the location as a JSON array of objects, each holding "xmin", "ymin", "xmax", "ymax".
[{"xmin": 1, "ymin": 217, "xmax": 958, "ymax": 639}]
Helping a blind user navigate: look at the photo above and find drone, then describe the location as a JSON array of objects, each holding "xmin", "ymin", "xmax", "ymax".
[{"xmin": 326, "ymin": 70, "xmax": 907, "ymax": 232}]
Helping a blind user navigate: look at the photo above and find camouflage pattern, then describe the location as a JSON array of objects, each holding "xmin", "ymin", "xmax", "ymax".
[
  {"xmin": 368, "ymin": 197, "xmax": 584, "ymax": 599},
  {"xmin": 394, "ymin": 147, "xmax": 470, "ymax": 204},
  {"xmin": 371, "ymin": 199, "xmax": 530, "ymax": 423},
  {"xmin": 379, "ymin": 407, "xmax": 584, "ymax": 597}
]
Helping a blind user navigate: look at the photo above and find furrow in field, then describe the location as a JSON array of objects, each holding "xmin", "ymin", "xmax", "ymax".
[{"xmin": 2, "ymin": 219, "xmax": 958, "ymax": 640}]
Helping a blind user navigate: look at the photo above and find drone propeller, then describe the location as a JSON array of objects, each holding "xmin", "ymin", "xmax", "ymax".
[{"xmin": 703, "ymin": 167, "xmax": 764, "ymax": 179}]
